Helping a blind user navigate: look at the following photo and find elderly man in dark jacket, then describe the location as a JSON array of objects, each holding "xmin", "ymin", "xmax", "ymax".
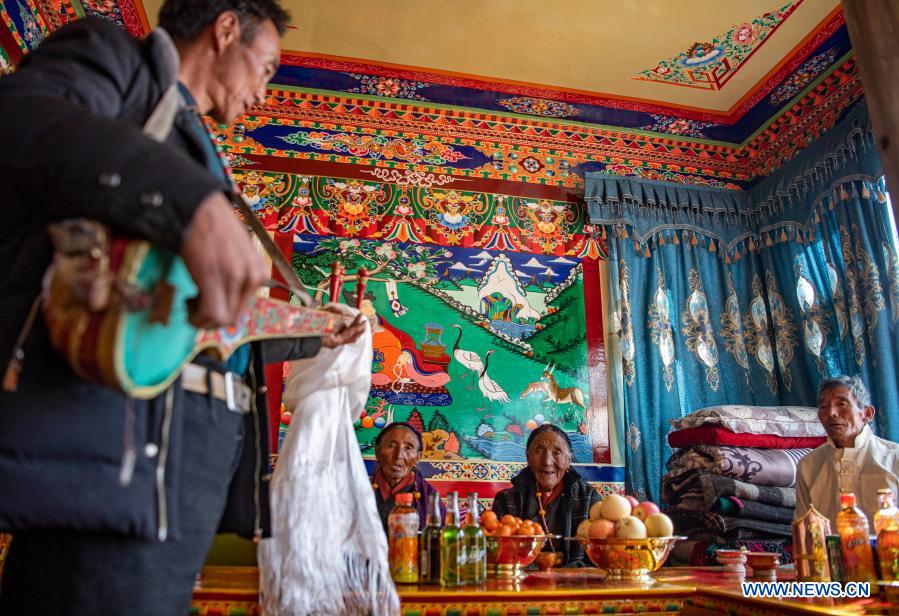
[{"xmin": 0, "ymin": 2, "xmax": 363, "ymax": 614}]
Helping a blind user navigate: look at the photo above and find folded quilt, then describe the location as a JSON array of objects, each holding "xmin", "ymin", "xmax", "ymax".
[
  {"xmin": 670, "ymin": 405, "xmax": 824, "ymax": 438},
  {"xmin": 662, "ymin": 469, "xmax": 797, "ymax": 509},
  {"xmin": 711, "ymin": 496, "xmax": 795, "ymax": 524},
  {"xmin": 667, "ymin": 426, "xmax": 826, "ymax": 450},
  {"xmin": 667, "ymin": 445, "xmax": 811, "ymax": 487},
  {"xmin": 670, "ymin": 511, "xmax": 792, "ymax": 539}
]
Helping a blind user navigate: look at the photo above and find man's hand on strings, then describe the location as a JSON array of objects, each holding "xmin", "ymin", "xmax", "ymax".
[{"xmin": 181, "ymin": 192, "xmax": 268, "ymax": 328}]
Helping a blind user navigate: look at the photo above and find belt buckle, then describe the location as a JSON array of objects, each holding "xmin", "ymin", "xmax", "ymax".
[{"xmin": 223, "ymin": 371, "xmax": 239, "ymax": 412}]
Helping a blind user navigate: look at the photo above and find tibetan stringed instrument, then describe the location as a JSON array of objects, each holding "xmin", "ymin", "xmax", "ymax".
[{"xmin": 35, "ymin": 196, "xmax": 366, "ymax": 401}]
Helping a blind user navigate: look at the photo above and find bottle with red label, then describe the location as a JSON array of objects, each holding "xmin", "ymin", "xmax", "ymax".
[{"xmin": 835, "ymin": 492, "xmax": 877, "ymax": 584}]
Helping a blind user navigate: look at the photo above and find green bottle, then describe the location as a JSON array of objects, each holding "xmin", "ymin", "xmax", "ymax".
[
  {"xmin": 462, "ymin": 493, "xmax": 487, "ymax": 584},
  {"xmin": 440, "ymin": 491, "xmax": 463, "ymax": 587},
  {"xmin": 420, "ymin": 491, "xmax": 443, "ymax": 584}
]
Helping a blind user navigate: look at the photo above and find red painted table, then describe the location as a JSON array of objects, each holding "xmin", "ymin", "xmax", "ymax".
[{"xmin": 190, "ymin": 566, "xmax": 897, "ymax": 615}]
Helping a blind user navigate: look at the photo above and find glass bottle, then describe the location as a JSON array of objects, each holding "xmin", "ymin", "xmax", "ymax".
[
  {"xmin": 419, "ymin": 491, "xmax": 443, "ymax": 584},
  {"xmin": 440, "ymin": 491, "xmax": 463, "ymax": 587},
  {"xmin": 875, "ymin": 489, "xmax": 899, "ymax": 535},
  {"xmin": 387, "ymin": 492, "xmax": 419, "ymax": 583},
  {"xmin": 876, "ymin": 488, "xmax": 899, "ymax": 580},
  {"xmin": 462, "ymin": 493, "xmax": 487, "ymax": 584},
  {"xmin": 836, "ymin": 493, "xmax": 877, "ymax": 584}
]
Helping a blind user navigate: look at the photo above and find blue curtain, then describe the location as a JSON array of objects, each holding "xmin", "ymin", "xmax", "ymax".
[{"xmin": 587, "ymin": 104, "xmax": 899, "ymax": 502}]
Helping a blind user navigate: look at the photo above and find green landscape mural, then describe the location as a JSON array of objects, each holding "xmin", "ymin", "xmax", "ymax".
[{"xmin": 290, "ymin": 234, "xmax": 594, "ymax": 463}]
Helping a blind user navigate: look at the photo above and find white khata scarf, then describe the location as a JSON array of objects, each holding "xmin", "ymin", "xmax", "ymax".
[{"xmin": 259, "ymin": 310, "xmax": 399, "ymax": 615}]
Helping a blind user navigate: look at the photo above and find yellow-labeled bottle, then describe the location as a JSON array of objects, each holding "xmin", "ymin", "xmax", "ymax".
[{"xmin": 836, "ymin": 493, "xmax": 877, "ymax": 584}]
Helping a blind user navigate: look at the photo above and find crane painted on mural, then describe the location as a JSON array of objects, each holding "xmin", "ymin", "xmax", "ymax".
[{"xmin": 520, "ymin": 363, "xmax": 587, "ymax": 419}]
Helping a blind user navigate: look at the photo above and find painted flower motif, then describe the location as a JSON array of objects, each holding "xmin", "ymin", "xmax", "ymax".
[
  {"xmin": 343, "ymin": 73, "xmax": 430, "ymax": 101},
  {"xmin": 83, "ymin": 0, "xmax": 115, "ymax": 12},
  {"xmin": 375, "ymin": 243, "xmax": 397, "ymax": 260},
  {"xmin": 408, "ymin": 262, "xmax": 427, "ymax": 279},
  {"xmin": 641, "ymin": 114, "xmax": 717, "ymax": 138},
  {"xmin": 769, "ymin": 48, "xmax": 839, "ymax": 106},
  {"xmin": 338, "ymin": 239, "xmax": 361, "ymax": 252},
  {"xmin": 375, "ymin": 78, "xmax": 400, "ymax": 97},
  {"xmin": 497, "ymin": 97, "xmax": 579, "ymax": 119},
  {"xmin": 732, "ymin": 23, "xmax": 758, "ymax": 45},
  {"xmin": 652, "ymin": 64, "xmax": 673, "ymax": 76}
]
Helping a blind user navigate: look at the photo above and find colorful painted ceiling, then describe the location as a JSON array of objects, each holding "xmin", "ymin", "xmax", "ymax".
[{"xmin": 1, "ymin": 0, "xmax": 864, "ymax": 193}]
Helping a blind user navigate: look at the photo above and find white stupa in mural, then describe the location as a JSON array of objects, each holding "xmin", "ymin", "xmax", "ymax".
[{"xmin": 477, "ymin": 254, "xmax": 540, "ymax": 322}]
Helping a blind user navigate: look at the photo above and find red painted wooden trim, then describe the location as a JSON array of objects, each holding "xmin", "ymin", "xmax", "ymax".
[
  {"xmin": 266, "ymin": 231, "xmax": 294, "ymax": 453},
  {"xmin": 0, "ymin": 21, "xmax": 24, "ymax": 66},
  {"xmin": 581, "ymin": 257, "xmax": 610, "ymax": 464},
  {"xmin": 241, "ymin": 154, "xmax": 584, "ymax": 203}
]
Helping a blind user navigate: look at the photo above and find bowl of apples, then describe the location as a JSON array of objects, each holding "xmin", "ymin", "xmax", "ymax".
[
  {"xmin": 575, "ymin": 494, "xmax": 684, "ymax": 582},
  {"xmin": 480, "ymin": 511, "xmax": 556, "ymax": 579}
]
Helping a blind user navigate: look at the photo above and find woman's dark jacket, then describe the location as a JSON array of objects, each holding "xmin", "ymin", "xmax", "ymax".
[
  {"xmin": 492, "ymin": 467, "xmax": 600, "ymax": 566},
  {"xmin": 0, "ymin": 17, "xmax": 318, "ymax": 541}
]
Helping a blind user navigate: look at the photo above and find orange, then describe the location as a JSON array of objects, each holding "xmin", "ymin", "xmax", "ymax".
[
  {"xmin": 500, "ymin": 515, "xmax": 517, "ymax": 527},
  {"xmin": 496, "ymin": 525, "xmax": 513, "ymax": 537},
  {"xmin": 480, "ymin": 511, "xmax": 499, "ymax": 531},
  {"xmin": 517, "ymin": 524, "xmax": 536, "ymax": 536}
]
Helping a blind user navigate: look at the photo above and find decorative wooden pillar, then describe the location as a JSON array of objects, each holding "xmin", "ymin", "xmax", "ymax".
[{"xmin": 843, "ymin": 0, "xmax": 899, "ymax": 220}]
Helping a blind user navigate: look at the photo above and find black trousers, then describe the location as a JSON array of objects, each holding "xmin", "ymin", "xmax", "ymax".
[{"xmin": 0, "ymin": 393, "xmax": 244, "ymax": 616}]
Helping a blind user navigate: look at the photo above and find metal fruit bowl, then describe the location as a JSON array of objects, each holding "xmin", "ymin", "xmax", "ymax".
[
  {"xmin": 485, "ymin": 534, "xmax": 554, "ymax": 579},
  {"xmin": 579, "ymin": 536, "xmax": 685, "ymax": 582}
]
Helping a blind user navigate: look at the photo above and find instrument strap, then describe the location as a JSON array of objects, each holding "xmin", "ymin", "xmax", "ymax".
[
  {"xmin": 231, "ymin": 193, "xmax": 315, "ymax": 307},
  {"xmin": 143, "ymin": 85, "xmax": 316, "ymax": 307}
]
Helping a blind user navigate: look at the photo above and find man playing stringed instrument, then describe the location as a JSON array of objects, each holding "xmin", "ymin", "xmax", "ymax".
[{"xmin": 0, "ymin": 2, "xmax": 364, "ymax": 614}]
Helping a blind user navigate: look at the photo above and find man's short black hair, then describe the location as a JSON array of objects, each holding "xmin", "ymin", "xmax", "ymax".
[{"xmin": 159, "ymin": 0, "xmax": 290, "ymax": 43}]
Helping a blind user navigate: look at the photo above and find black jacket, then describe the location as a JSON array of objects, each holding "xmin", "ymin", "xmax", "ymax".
[
  {"xmin": 0, "ymin": 18, "xmax": 318, "ymax": 541},
  {"xmin": 492, "ymin": 467, "xmax": 600, "ymax": 566}
]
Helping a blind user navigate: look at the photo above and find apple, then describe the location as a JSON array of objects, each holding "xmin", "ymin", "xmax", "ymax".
[
  {"xmin": 615, "ymin": 516, "xmax": 647, "ymax": 540},
  {"xmin": 644, "ymin": 512, "xmax": 674, "ymax": 538},
  {"xmin": 600, "ymin": 494, "xmax": 632, "ymax": 522},
  {"xmin": 633, "ymin": 501, "xmax": 661, "ymax": 522},
  {"xmin": 589, "ymin": 500, "xmax": 604, "ymax": 521},
  {"xmin": 589, "ymin": 519, "xmax": 616, "ymax": 539},
  {"xmin": 624, "ymin": 495, "xmax": 640, "ymax": 508},
  {"xmin": 576, "ymin": 519, "xmax": 593, "ymax": 538}
]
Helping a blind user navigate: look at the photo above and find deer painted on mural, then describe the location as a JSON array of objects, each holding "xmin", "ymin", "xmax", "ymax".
[{"xmin": 520, "ymin": 363, "xmax": 587, "ymax": 418}]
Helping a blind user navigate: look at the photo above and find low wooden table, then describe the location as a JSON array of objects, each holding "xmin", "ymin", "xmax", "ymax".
[{"xmin": 190, "ymin": 566, "xmax": 896, "ymax": 615}]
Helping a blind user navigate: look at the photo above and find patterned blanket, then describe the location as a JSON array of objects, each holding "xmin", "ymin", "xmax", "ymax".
[
  {"xmin": 662, "ymin": 469, "xmax": 797, "ymax": 510},
  {"xmin": 667, "ymin": 445, "xmax": 811, "ymax": 487}
]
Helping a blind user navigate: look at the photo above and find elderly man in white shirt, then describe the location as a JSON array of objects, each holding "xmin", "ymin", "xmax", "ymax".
[{"xmin": 795, "ymin": 375, "xmax": 899, "ymax": 528}]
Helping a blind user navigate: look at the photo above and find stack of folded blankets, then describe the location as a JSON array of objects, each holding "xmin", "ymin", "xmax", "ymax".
[{"xmin": 662, "ymin": 405, "xmax": 827, "ymax": 564}]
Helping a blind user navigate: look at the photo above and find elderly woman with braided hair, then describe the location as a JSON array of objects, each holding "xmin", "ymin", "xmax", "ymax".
[
  {"xmin": 370, "ymin": 422, "xmax": 445, "ymax": 532},
  {"xmin": 492, "ymin": 423, "xmax": 600, "ymax": 566}
]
